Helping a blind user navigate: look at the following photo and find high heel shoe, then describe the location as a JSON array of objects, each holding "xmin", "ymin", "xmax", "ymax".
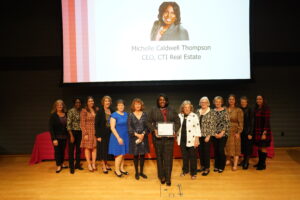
[
  {"xmin": 92, "ymin": 164, "xmax": 97, "ymax": 171},
  {"xmin": 56, "ymin": 166, "xmax": 62, "ymax": 173},
  {"xmin": 114, "ymin": 171, "xmax": 122, "ymax": 177},
  {"xmin": 102, "ymin": 167, "xmax": 108, "ymax": 174},
  {"xmin": 120, "ymin": 170, "xmax": 129, "ymax": 175},
  {"xmin": 88, "ymin": 164, "xmax": 94, "ymax": 172}
]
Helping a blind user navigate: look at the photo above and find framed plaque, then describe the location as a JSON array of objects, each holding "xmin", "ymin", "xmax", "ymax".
[{"xmin": 157, "ymin": 122, "xmax": 174, "ymax": 137}]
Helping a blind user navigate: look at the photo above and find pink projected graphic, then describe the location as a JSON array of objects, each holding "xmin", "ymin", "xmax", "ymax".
[{"xmin": 62, "ymin": 0, "xmax": 90, "ymax": 83}]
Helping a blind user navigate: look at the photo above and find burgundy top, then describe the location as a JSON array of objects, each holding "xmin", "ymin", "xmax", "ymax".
[{"xmin": 160, "ymin": 108, "xmax": 168, "ymax": 122}]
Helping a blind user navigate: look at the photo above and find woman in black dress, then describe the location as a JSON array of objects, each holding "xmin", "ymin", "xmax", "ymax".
[
  {"xmin": 95, "ymin": 96, "xmax": 114, "ymax": 173},
  {"xmin": 49, "ymin": 99, "xmax": 68, "ymax": 173},
  {"xmin": 128, "ymin": 98, "xmax": 149, "ymax": 180}
]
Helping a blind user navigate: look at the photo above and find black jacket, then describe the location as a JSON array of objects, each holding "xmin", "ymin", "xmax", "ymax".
[
  {"xmin": 49, "ymin": 113, "xmax": 68, "ymax": 140},
  {"xmin": 95, "ymin": 107, "xmax": 114, "ymax": 138},
  {"xmin": 241, "ymin": 106, "xmax": 254, "ymax": 136}
]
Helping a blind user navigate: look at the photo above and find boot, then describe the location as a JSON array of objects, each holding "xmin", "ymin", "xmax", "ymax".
[
  {"xmin": 257, "ymin": 152, "xmax": 267, "ymax": 170},
  {"xmin": 253, "ymin": 150, "xmax": 262, "ymax": 168}
]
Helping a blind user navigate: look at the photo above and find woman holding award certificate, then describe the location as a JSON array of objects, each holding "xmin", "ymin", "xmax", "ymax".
[
  {"xmin": 177, "ymin": 100, "xmax": 201, "ymax": 180},
  {"xmin": 147, "ymin": 94, "xmax": 180, "ymax": 186}
]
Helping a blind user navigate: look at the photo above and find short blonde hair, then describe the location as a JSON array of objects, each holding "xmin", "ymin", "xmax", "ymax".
[
  {"xmin": 50, "ymin": 99, "xmax": 67, "ymax": 114},
  {"xmin": 179, "ymin": 100, "xmax": 194, "ymax": 113},
  {"xmin": 213, "ymin": 96, "xmax": 224, "ymax": 105},
  {"xmin": 199, "ymin": 96, "xmax": 210, "ymax": 106}
]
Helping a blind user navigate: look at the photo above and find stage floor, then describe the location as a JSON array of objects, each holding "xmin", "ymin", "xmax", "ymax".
[{"xmin": 0, "ymin": 147, "xmax": 300, "ymax": 200}]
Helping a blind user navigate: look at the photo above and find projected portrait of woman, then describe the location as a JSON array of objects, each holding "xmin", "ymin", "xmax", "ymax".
[{"xmin": 151, "ymin": 2, "xmax": 189, "ymax": 41}]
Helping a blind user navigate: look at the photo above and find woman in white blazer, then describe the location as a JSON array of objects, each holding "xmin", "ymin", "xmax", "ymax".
[{"xmin": 177, "ymin": 100, "xmax": 201, "ymax": 179}]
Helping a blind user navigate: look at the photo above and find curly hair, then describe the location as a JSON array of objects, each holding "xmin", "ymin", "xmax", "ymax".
[{"xmin": 157, "ymin": 2, "xmax": 181, "ymax": 26}]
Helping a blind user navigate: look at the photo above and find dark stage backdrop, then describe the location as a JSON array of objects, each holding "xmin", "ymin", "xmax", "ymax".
[
  {"xmin": 0, "ymin": 64, "xmax": 300, "ymax": 154},
  {"xmin": 0, "ymin": 0, "xmax": 300, "ymax": 154}
]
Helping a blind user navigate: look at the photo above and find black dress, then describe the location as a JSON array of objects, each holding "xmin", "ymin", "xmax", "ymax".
[
  {"xmin": 95, "ymin": 107, "xmax": 114, "ymax": 161},
  {"xmin": 128, "ymin": 112, "xmax": 149, "ymax": 155}
]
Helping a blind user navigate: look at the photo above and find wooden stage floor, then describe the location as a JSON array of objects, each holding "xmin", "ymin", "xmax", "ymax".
[{"xmin": 0, "ymin": 147, "xmax": 300, "ymax": 200}]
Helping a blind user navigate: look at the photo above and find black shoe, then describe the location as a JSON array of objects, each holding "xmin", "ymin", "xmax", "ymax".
[
  {"xmin": 238, "ymin": 160, "xmax": 244, "ymax": 166},
  {"xmin": 160, "ymin": 178, "xmax": 166, "ymax": 184},
  {"xmin": 114, "ymin": 171, "xmax": 122, "ymax": 177},
  {"xmin": 140, "ymin": 173, "xmax": 147, "ymax": 179},
  {"xmin": 218, "ymin": 169, "xmax": 224, "ymax": 173},
  {"xmin": 61, "ymin": 165, "xmax": 68, "ymax": 169},
  {"xmin": 120, "ymin": 170, "xmax": 129, "ymax": 175},
  {"xmin": 242, "ymin": 163, "xmax": 249, "ymax": 170},
  {"xmin": 135, "ymin": 173, "xmax": 140, "ymax": 180},
  {"xmin": 197, "ymin": 168, "xmax": 205, "ymax": 172},
  {"xmin": 102, "ymin": 168, "xmax": 108, "ymax": 174},
  {"xmin": 56, "ymin": 167, "xmax": 62, "ymax": 173},
  {"xmin": 256, "ymin": 164, "xmax": 266, "ymax": 170},
  {"xmin": 202, "ymin": 170, "xmax": 210, "ymax": 176},
  {"xmin": 106, "ymin": 167, "xmax": 112, "ymax": 171},
  {"xmin": 70, "ymin": 168, "xmax": 75, "ymax": 174},
  {"xmin": 214, "ymin": 168, "xmax": 219, "ymax": 172},
  {"xmin": 166, "ymin": 182, "xmax": 171, "ymax": 186},
  {"xmin": 75, "ymin": 165, "xmax": 84, "ymax": 170}
]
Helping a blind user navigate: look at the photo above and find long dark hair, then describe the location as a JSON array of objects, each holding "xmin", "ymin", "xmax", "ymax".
[
  {"xmin": 85, "ymin": 96, "xmax": 96, "ymax": 113},
  {"xmin": 255, "ymin": 94, "xmax": 268, "ymax": 110},
  {"xmin": 157, "ymin": 2, "xmax": 181, "ymax": 26}
]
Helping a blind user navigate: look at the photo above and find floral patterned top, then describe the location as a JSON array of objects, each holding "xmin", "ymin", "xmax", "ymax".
[
  {"xmin": 214, "ymin": 108, "xmax": 230, "ymax": 136},
  {"xmin": 67, "ymin": 108, "xmax": 81, "ymax": 131},
  {"xmin": 196, "ymin": 108, "xmax": 216, "ymax": 137}
]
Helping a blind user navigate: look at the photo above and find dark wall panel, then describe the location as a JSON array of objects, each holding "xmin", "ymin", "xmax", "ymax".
[{"xmin": 0, "ymin": 65, "xmax": 300, "ymax": 154}]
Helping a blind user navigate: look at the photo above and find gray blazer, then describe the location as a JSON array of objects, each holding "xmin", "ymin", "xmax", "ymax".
[{"xmin": 150, "ymin": 20, "xmax": 189, "ymax": 41}]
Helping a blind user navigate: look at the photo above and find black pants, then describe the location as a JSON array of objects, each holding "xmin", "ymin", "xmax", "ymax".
[
  {"xmin": 68, "ymin": 130, "xmax": 82, "ymax": 169},
  {"xmin": 180, "ymin": 145, "xmax": 197, "ymax": 176},
  {"xmin": 54, "ymin": 138, "xmax": 67, "ymax": 166},
  {"xmin": 212, "ymin": 136, "xmax": 227, "ymax": 170},
  {"xmin": 199, "ymin": 136, "xmax": 211, "ymax": 170},
  {"xmin": 153, "ymin": 137, "xmax": 174, "ymax": 183},
  {"xmin": 241, "ymin": 133, "xmax": 253, "ymax": 158}
]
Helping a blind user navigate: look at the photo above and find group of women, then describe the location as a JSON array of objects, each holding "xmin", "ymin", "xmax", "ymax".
[{"xmin": 49, "ymin": 94, "xmax": 272, "ymax": 186}]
